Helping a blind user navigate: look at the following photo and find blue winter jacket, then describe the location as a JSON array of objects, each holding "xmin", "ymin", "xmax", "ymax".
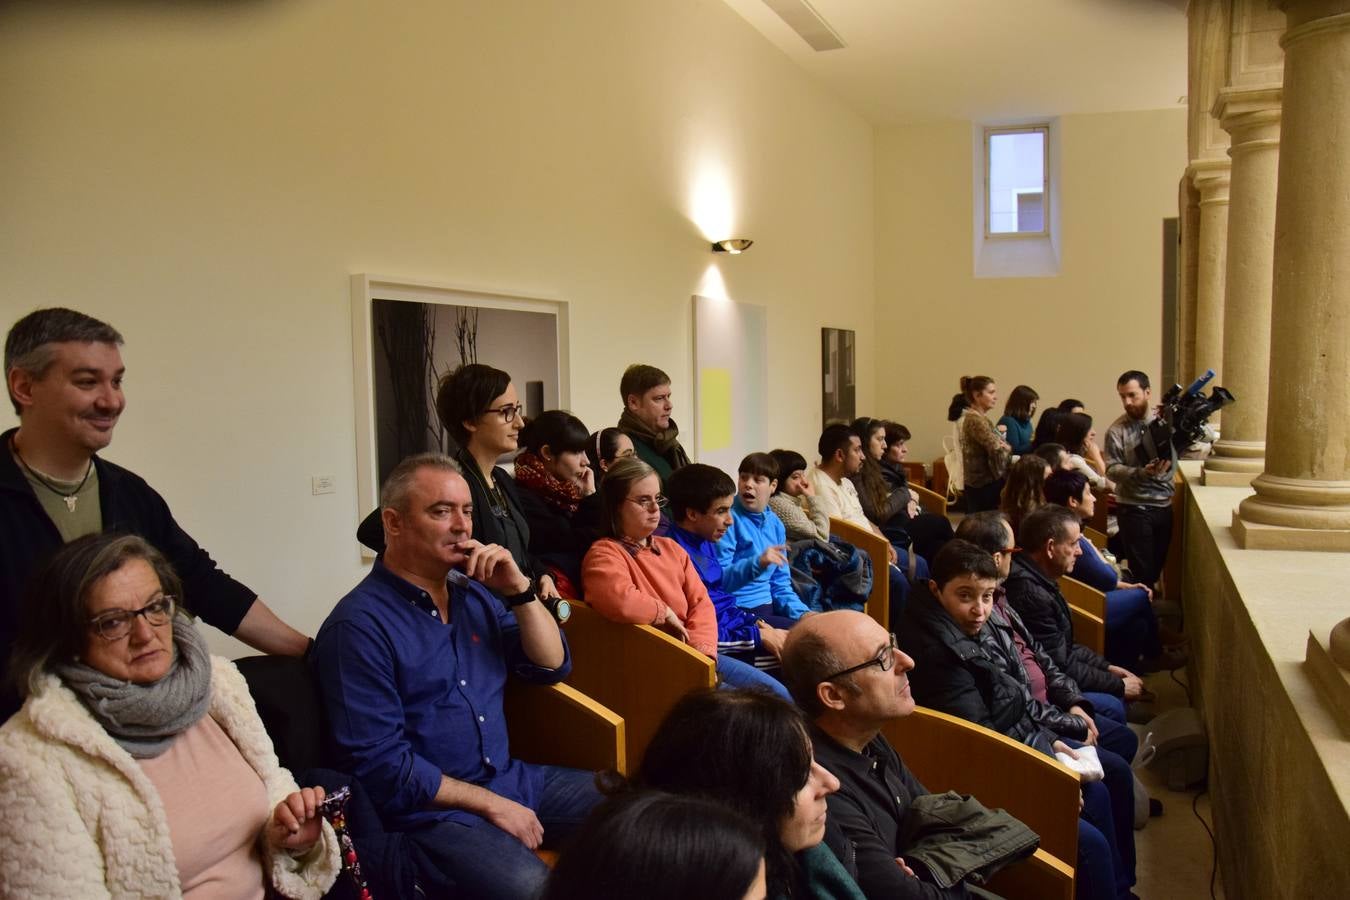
[
  {"xmin": 668, "ymin": 524, "xmax": 762, "ymax": 653},
  {"xmin": 716, "ymin": 500, "xmax": 810, "ymax": 619}
]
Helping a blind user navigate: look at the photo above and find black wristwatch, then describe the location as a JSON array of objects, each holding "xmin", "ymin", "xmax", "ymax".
[{"xmin": 503, "ymin": 587, "xmax": 538, "ymax": 608}]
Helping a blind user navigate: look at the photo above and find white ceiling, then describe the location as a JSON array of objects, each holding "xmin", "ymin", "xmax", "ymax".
[{"xmin": 721, "ymin": 0, "xmax": 1189, "ymax": 125}]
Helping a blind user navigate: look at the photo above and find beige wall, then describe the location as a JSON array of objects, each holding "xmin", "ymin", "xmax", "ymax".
[
  {"xmin": 0, "ymin": 0, "xmax": 875, "ymax": 652},
  {"xmin": 874, "ymin": 110, "xmax": 1187, "ymax": 463}
]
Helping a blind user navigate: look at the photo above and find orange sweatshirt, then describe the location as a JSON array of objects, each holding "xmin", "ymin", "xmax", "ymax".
[{"xmin": 580, "ymin": 536, "xmax": 719, "ymax": 658}]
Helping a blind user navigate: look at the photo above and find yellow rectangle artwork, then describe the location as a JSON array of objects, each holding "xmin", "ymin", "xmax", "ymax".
[{"xmin": 700, "ymin": 367, "xmax": 733, "ymax": 452}]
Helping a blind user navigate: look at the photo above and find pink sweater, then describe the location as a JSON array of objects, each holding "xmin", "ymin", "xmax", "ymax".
[{"xmin": 581, "ymin": 536, "xmax": 719, "ymax": 657}]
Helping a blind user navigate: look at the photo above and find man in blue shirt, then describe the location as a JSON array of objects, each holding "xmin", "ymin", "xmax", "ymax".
[
  {"xmin": 718, "ymin": 452, "xmax": 812, "ymax": 621},
  {"xmin": 313, "ymin": 452, "xmax": 599, "ymax": 900},
  {"xmin": 665, "ymin": 463, "xmax": 792, "ymax": 698}
]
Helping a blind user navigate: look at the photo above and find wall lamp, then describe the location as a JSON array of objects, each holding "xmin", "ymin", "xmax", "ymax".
[{"xmin": 711, "ymin": 239, "xmax": 754, "ymax": 254}]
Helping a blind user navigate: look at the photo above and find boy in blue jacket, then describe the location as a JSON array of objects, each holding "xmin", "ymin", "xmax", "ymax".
[
  {"xmin": 666, "ymin": 463, "xmax": 792, "ymax": 694},
  {"xmin": 718, "ymin": 453, "xmax": 812, "ymax": 622}
]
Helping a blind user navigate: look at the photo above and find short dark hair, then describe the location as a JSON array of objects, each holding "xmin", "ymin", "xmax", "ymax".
[
  {"xmin": 780, "ymin": 626, "xmax": 851, "ymax": 719},
  {"xmin": 768, "ymin": 450, "xmax": 808, "ymax": 495},
  {"xmin": 1019, "ymin": 504, "xmax": 1081, "ymax": 554},
  {"xmin": 1118, "ymin": 370, "xmax": 1151, "ymax": 390},
  {"xmin": 1033, "ymin": 442, "xmax": 1067, "ymax": 469},
  {"xmin": 620, "ymin": 364, "xmax": 670, "ymax": 403},
  {"xmin": 1054, "ymin": 411, "xmax": 1093, "ymax": 453},
  {"xmin": 1044, "ymin": 469, "xmax": 1090, "ymax": 508},
  {"xmin": 738, "ymin": 452, "xmax": 778, "ymax": 481},
  {"xmin": 435, "ymin": 363, "xmax": 512, "ymax": 446},
  {"xmin": 1056, "ymin": 398, "xmax": 1085, "ymax": 413},
  {"xmin": 1032, "ymin": 409, "xmax": 1064, "ymax": 448},
  {"xmin": 883, "ymin": 421, "xmax": 911, "ymax": 446},
  {"xmin": 599, "ymin": 456, "xmax": 658, "ymax": 538},
  {"xmin": 930, "ymin": 539, "xmax": 1000, "ymax": 588},
  {"xmin": 954, "ymin": 511, "xmax": 1011, "ymax": 556},
  {"xmin": 637, "ymin": 689, "xmax": 812, "ymax": 896},
  {"xmin": 1004, "ymin": 385, "xmax": 1039, "ymax": 422},
  {"xmin": 585, "ymin": 427, "xmax": 628, "ymax": 472},
  {"xmin": 666, "ymin": 464, "xmax": 735, "ymax": 523},
  {"xmin": 9, "ymin": 534, "xmax": 182, "ymax": 699},
  {"xmin": 818, "ymin": 424, "xmax": 855, "ymax": 462},
  {"xmin": 518, "ymin": 410, "xmax": 590, "ymax": 456},
  {"xmin": 542, "ymin": 791, "xmax": 764, "ymax": 900},
  {"xmin": 5, "ymin": 307, "xmax": 124, "ymax": 415}
]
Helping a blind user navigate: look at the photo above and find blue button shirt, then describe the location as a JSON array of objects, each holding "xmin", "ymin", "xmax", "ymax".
[{"xmin": 313, "ymin": 559, "xmax": 571, "ymax": 830}]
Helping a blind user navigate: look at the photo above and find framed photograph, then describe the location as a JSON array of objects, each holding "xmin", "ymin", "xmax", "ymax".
[{"xmin": 821, "ymin": 327, "xmax": 856, "ymax": 426}]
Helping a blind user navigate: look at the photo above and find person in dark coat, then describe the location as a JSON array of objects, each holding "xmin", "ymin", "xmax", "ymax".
[
  {"xmin": 1003, "ymin": 506, "xmax": 1145, "ymax": 704},
  {"xmin": 512, "ymin": 410, "xmax": 601, "ymax": 595}
]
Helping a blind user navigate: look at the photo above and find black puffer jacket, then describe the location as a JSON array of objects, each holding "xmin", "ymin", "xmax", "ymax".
[
  {"xmin": 988, "ymin": 590, "xmax": 1093, "ymax": 739},
  {"xmin": 896, "ymin": 582, "xmax": 1070, "ymax": 756},
  {"xmin": 1003, "ymin": 554, "xmax": 1123, "ymax": 697}
]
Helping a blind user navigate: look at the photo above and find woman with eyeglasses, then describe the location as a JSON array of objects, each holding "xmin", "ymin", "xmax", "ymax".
[
  {"xmin": 0, "ymin": 533, "xmax": 338, "ymax": 899},
  {"xmin": 581, "ymin": 458, "xmax": 789, "ymax": 691},
  {"xmin": 358, "ymin": 363, "xmax": 563, "ymax": 603}
]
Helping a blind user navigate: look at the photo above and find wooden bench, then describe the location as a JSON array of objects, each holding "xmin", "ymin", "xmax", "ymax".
[
  {"xmin": 911, "ymin": 483, "xmax": 949, "ymax": 519},
  {"xmin": 829, "ymin": 516, "xmax": 891, "ymax": 631},
  {"xmin": 561, "ymin": 601, "xmax": 715, "ymax": 769},
  {"xmin": 885, "ymin": 706, "xmax": 1078, "ymax": 900}
]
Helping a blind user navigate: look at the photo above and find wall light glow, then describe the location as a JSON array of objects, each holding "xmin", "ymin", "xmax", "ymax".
[
  {"xmin": 689, "ymin": 160, "xmax": 735, "ymax": 242},
  {"xmin": 696, "ymin": 263, "xmax": 729, "ymax": 301}
]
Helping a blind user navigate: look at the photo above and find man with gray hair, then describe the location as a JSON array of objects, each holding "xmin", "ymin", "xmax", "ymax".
[
  {"xmin": 312, "ymin": 453, "xmax": 598, "ymax": 900},
  {"xmin": 0, "ymin": 307, "xmax": 308, "ymax": 719}
]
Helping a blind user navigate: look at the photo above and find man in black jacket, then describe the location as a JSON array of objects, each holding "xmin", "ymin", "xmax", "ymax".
[
  {"xmin": 1, "ymin": 307, "xmax": 310, "ymax": 719},
  {"xmin": 781, "ymin": 609, "xmax": 1000, "ymax": 899},
  {"xmin": 1004, "ymin": 505, "xmax": 1145, "ymax": 704}
]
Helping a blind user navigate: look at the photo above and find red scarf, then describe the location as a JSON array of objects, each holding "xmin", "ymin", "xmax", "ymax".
[{"xmin": 512, "ymin": 450, "xmax": 582, "ymax": 515}]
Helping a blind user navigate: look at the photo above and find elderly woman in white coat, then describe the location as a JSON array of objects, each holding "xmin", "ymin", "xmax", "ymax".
[{"xmin": 0, "ymin": 533, "xmax": 339, "ymax": 899}]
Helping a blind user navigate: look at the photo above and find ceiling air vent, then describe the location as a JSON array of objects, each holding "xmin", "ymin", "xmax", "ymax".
[{"xmin": 762, "ymin": 0, "xmax": 846, "ymax": 52}]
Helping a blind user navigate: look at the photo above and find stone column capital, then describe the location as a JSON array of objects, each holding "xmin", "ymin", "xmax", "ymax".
[
  {"xmin": 1188, "ymin": 158, "xmax": 1232, "ymax": 204},
  {"xmin": 1213, "ymin": 84, "xmax": 1283, "ymax": 138},
  {"xmin": 1277, "ymin": 3, "xmax": 1350, "ymax": 41}
]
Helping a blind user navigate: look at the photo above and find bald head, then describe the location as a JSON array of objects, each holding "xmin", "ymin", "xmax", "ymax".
[{"xmin": 783, "ymin": 611, "xmax": 889, "ymax": 718}]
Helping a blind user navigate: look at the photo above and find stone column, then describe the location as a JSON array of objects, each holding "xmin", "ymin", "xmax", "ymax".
[
  {"xmin": 1177, "ymin": 175, "xmax": 1201, "ymax": 386},
  {"xmin": 1234, "ymin": 0, "xmax": 1350, "ymax": 551},
  {"xmin": 1202, "ymin": 86, "xmax": 1281, "ymax": 487},
  {"xmin": 1187, "ymin": 158, "xmax": 1230, "ymax": 391}
]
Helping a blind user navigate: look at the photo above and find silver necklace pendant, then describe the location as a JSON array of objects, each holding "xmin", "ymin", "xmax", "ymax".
[{"xmin": 64, "ymin": 494, "xmax": 78, "ymax": 512}]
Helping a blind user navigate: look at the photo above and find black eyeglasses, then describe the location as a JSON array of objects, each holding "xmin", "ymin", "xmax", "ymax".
[
  {"xmin": 485, "ymin": 403, "xmax": 523, "ymax": 424},
  {"xmin": 88, "ymin": 595, "xmax": 177, "ymax": 642},
  {"xmin": 823, "ymin": 633, "xmax": 899, "ymax": 681}
]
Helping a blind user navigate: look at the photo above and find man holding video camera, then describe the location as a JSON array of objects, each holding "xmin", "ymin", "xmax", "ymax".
[{"xmin": 1104, "ymin": 370, "xmax": 1177, "ymax": 594}]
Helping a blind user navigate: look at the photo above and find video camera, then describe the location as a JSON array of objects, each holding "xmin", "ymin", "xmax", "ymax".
[{"xmin": 1136, "ymin": 369, "xmax": 1235, "ymax": 465}]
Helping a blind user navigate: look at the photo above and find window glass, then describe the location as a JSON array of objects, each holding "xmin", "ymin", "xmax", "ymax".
[{"xmin": 988, "ymin": 129, "xmax": 1046, "ymax": 234}]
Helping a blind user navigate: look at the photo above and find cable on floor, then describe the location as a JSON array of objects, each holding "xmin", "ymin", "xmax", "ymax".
[{"xmin": 1191, "ymin": 787, "xmax": 1218, "ymax": 899}]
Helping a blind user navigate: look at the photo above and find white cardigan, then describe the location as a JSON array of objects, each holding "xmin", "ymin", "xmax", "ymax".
[{"xmin": 0, "ymin": 655, "xmax": 340, "ymax": 899}]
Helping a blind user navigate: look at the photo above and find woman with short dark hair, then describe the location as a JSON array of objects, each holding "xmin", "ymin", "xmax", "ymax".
[
  {"xmin": 636, "ymin": 689, "xmax": 863, "ymax": 900},
  {"xmin": 767, "ymin": 449, "xmax": 830, "ymax": 543},
  {"xmin": 997, "ymin": 385, "xmax": 1039, "ymax": 455},
  {"xmin": 543, "ymin": 791, "xmax": 767, "ymax": 900},
  {"xmin": 0, "ymin": 534, "xmax": 339, "ymax": 898}
]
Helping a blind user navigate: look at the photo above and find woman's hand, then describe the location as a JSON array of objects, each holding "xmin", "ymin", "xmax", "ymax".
[
  {"xmin": 268, "ymin": 786, "xmax": 326, "ymax": 854},
  {"xmin": 578, "ymin": 465, "xmax": 597, "ymax": 497},
  {"xmin": 537, "ymin": 573, "xmax": 560, "ymax": 600},
  {"xmin": 661, "ymin": 606, "xmax": 691, "ymax": 644}
]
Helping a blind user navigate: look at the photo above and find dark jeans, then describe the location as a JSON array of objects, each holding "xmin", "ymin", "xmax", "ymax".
[
  {"xmin": 1114, "ymin": 503, "xmax": 1173, "ymax": 591},
  {"xmin": 407, "ymin": 764, "xmax": 600, "ymax": 900},
  {"xmin": 1103, "ymin": 585, "xmax": 1161, "ymax": 669},
  {"xmin": 963, "ymin": 477, "xmax": 1005, "ymax": 513},
  {"xmin": 1069, "ymin": 740, "xmax": 1136, "ymax": 899}
]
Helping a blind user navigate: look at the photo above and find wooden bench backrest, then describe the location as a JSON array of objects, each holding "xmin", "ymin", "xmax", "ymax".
[
  {"xmin": 506, "ymin": 681, "xmax": 626, "ymax": 775},
  {"xmin": 911, "ymin": 483, "xmax": 948, "ymax": 519},
  {"xmin": 1068, "ymin": 603, "xmax": 1106, "ymax": 655},
  {"xmin": 829, "ymin": 517, "xmax": 890, "ymax": 631},
  {"xmin": 1083, "ymin": 526, "xmax": 1108, "ymax": 551},
  {"xmin": 1060, "ymin": 576, "xmax": 1106, "ymax": 619},
  {"xmin": 561, "ymin": 602, "xmax": 715, "ymax": 767}
]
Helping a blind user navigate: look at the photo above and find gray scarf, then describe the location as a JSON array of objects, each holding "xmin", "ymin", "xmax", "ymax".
[{"xmin": 56, "ymin": 614, "xmax": 212, "ymax": 759}]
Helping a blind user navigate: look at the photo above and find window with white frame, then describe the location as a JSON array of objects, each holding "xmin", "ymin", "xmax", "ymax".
[{"xmin": 984, "ymin": 126, "xmax": 1049, "ymax": 237}]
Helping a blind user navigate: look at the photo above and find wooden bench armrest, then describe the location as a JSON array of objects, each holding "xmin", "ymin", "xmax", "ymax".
[
  {"xmin": 910, "ymin": 484, "xmax": 948, "ymax": 518},
  {"xmin": 561, "ymin": 602, "xmax": 714, "ymax": 767},
  {"xmin": 1068, "ymin": 603, "xmax": 1106, "ymax": 655},
  {"xmin": 1083, "ymin": 526, "xmax": 1108, "ymax": 550},
  {"xmin": 986, "ymin": 847, "xmax": 1075, "ymax": 900},
  {"xmin": 506, "ymin": 680, "xmax": 626, "ymax": 774},
  {"xmin": 882, "ymin": 706, "xmax": 1080, "ymax": 864},
  {"xmin": 1060, "ymin": 576, "xmax": 1107, "ymax": 619},
  {"xmin": 829, "ymin": 517, "xmax": 891, "ymax": 630}
]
